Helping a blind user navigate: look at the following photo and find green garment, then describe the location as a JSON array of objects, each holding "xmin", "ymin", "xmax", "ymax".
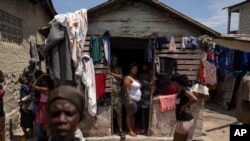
[{"xmin": 90, "ymin": 36, "xmax": 102, "ymax": 64}]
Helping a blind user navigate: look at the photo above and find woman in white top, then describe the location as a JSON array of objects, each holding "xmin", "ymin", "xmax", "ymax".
[{"xmin": 123, "ymin": 63, "xmax": 141, "ymax": 137}]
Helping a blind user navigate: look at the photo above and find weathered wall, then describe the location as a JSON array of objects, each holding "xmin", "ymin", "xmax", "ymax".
[
  {"xmin": 88, "ymin": 2, "xmax": 203, "ymax": 38},
  {"xmin": 0, "ymin": 0, "xmax": 51, "ymax": 139},
  {"xmin": 238, "ymin": 2, "xmax": 250, "ymax": 33}
]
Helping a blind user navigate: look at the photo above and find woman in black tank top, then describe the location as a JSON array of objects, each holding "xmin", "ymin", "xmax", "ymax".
[{"xmin": 170, "ymin": 74, "xmax": 198, "ymax": 141}]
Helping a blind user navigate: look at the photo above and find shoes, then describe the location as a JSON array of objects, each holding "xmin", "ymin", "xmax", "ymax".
[
  {"xmin": 119, "ymin": 132, "xmax": 126, "ymax": 139},
  {"xmin": 128, "ymin": 131, "xmax": 137, "ymax": 137}
]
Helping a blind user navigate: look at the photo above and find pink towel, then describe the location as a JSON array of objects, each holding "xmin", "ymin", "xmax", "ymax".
[{"xmin": 159, "ymin": 94, "xmax": 177, "ymax": 112}]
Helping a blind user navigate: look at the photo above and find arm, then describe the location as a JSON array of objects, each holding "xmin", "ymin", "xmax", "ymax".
[
  {"xmin": 181, "ymin": 90, "xmax": 198, "ymax": 111},
  {"xmin": 123, "ymin": 76, "xmax": 132, "ymax": 104},
  {"xmin": 110, "ymin": 67, "xmax": 123, "ymax": 80},
  {"xmin": 32, "ymin": 79, "xmax": 48, "ymax": 93}
]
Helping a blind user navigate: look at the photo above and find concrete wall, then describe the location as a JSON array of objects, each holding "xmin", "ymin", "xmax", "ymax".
[
  {"xmin": 238, "ymin": 2, "xmax": 250, "ymax": 33},
  {"xmin": 0, "ymin": 0, "xmax": 51, "ymax": 139},
  {"xmin": 88, "ymin": 2, "xmax": 203, "ymax": 38}
]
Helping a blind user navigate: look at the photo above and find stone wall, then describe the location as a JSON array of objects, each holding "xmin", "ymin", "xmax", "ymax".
[
  {"xmin": 79, "ymin": 105, "xmax": 112, "ymax": 137},
  {"xmin": 0, "ymin": 0, "xmax": 52, "ymax": 139}
]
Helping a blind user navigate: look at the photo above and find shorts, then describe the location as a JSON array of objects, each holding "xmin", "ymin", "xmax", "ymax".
[
  {"xmin": 175, "ymin": 119, "xmax": 194, "ymax": 134},
  {"xmin": 123, "ymin": 96, "xmax": 140, "ymax": 114}
]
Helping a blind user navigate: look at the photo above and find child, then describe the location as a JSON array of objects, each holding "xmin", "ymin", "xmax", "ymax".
[
  {"xmin": 0, "ymin": 70, "xmax": 6, "ymax": 141},
  {"xmin": 32, "ymin": 74, "xmax": 54, "ymax": 137},
  {"xmin": 18, "ymin": 76, "xmax": 34, "ymax": 139},
  {"xmin": 170, "ymin": 73, "xmax": 198, "ymax": 141}
]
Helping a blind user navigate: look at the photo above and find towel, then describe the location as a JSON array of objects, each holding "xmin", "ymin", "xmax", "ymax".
[{"xmin": 159, "ymin": 94, "xmax": 177, "ymax": 112}]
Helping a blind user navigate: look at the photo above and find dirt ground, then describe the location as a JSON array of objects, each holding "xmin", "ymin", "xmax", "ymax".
[
  {"xmin": 10, "ymin": 101, "xmax": 238, "ymax": 141},
  {"xmin": 203, "ymin": 101, "xmax": 239, "ymax": 141}
]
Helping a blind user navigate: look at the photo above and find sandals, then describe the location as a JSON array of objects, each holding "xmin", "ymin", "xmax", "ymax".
[
  {"xmin": 128, "ymin": 131, "xmax": 137, "ymax": 137},
  {"xmin": 119, "ymin": 132, "xmax": 126, "ymax": 139}
]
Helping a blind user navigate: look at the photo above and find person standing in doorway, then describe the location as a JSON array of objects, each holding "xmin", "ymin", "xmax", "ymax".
[
  {"xmin": 170, "ymin": 73, "xmax": 197, "ymax": 141},
  {"xmin": 139, "ymin": 62, "xmax": 154, "ymax": 134},
  {"xmin": 109, "ymin": 55, "xmax": 125, "ymax": 139},
  {"xmin": 123, "ymin": 63, "xmax": 141, "ymax": 137}
]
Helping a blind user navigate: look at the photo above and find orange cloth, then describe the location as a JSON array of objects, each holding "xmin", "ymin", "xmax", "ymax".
[
  {"xmin": 198, "ymin": 60, "xmax": 205, "ymax": 85},
  {"xmin": 159, "ymin": 94, "xmax": 177, "ymax": 112}
]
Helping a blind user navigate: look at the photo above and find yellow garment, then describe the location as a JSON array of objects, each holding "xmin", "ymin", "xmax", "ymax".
[{"xmin": 236, "ymin": 75, "xmax": 250, "ymax": 124}]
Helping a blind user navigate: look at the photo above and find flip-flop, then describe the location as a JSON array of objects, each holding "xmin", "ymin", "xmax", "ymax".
[
  {"xmin": 128, "ymin": 131, "xmax": 137, "ymax": 137},
  {"xmin": 119, "ymin": 132, "xmax": 126, "ymax": 139}
]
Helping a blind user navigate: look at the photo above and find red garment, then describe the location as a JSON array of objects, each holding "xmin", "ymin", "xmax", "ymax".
[
  {"xmin": 166, "ymin": 85, "xmax": 177, "ymax": 95},
  {"xmin": 95, "ymin": 74, "xmax": 107, "ymax": 99},
  {"xmin": 159, "ymin": 94, "xmax": 177, "ymax": 112},
  {"xmin": 198, "ymin": 60, "xmax": 206, "ymax": 85},
  {"xmin": 35, "ymin": 102, "xmax": 48, "ymax": 124}
]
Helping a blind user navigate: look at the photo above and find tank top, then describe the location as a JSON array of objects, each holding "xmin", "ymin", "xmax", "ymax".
[
  {"xmin": 175, "ymin": 88, "xmax": 193, "ymax": 121},
  {"xmin": 129, "ymin": 77, "xmax": 142, "ymax": 102}
]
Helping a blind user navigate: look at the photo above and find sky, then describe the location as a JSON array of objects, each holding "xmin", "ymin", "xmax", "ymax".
[{"xmin": 52, "ymin": 0, "xmax": 245, "ymax": 34}]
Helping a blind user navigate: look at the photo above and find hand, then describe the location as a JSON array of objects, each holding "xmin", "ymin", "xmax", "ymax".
[
  {"xmin": 127, "ymin": 100, "xmax": 133, "ymax": 106},
  {"xmin": 180, "ymin": 105, "xmax": 190, "ymax": 113}
]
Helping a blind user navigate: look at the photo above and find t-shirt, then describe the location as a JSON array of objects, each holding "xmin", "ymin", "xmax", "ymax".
[{"xmin": 175, "ymin": 88, "xmax": 193, "ymax": 121}]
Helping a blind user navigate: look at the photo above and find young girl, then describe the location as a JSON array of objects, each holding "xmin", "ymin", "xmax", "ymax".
[
  {"xmin": 18, "ymin": 76, "xmax": 34, "ymax": 139},
  {"xmin": 0, "ymin": 70, "xmax": 6, "ymax": 141},
  {"xmin": 170, "ymin": 73, "xmax": 198, "ymax": 141},
  {"xmin": 32, "ymin": 74, "xmax": 54, "ymax": 137}
]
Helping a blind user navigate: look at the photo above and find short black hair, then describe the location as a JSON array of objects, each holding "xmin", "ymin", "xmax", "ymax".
[
  {"xmin": 35, "ymin": 70, "xmax": 43, "ymax": 79},
  {"xmin": 170, "ymin": 73, "xmax": 189, "ymax": 87}
]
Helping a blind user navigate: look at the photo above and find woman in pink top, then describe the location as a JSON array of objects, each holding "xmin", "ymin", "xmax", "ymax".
[{"xmin": 32, "ymin": 74, "xmax": 54, "ymax": 136}]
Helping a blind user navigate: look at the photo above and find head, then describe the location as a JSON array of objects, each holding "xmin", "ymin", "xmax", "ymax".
[
  {"xmin": 111, "ymin": 55, "xmax": 118, "ymax": 67},
  {"xmin": 29, "ymin": 58, "xmax": 37, "ymax": 69},
  {"xmin": 40, "ymin": 74, "xmax": 54, "ymax": 91},
  {"xmin": 129, "ymin": 63, "xmax": 138, "ymax": 76},
  {"xmin": 34, "ymin": 70, "xmax": 43, "ymax": 79},
  {"xmin": 48, "ymin": 86, "xmax": 85, "ymax": 140},
  {"xmin": 18, "ymin": 76, "xmax": 28, "ymax": 84},
  {"xmin": 170, "ymin": 73, "xmax": 189, "ymax": 90},
  {"xmin": 0, "ymin": 70, "xmax": 4, "ymax": 83}
]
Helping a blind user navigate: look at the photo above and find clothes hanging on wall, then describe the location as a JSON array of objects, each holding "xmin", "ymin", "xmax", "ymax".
[
  {"xmin": 44, "ymin": 21, "xmax": 73, "ymax": 86},
  {"xmin": 75, "ymin": 54, "xmax": 97, "ymax": 116},
  {"xmin": 103, "ymin": 31, "xmax": 111, "ymax": 66},
  {"xmin": 147, "ymin": 38, "xmax": 153, "ymax": 62},
  {"xmin": 159, "ymin": 57, "xmax": 177, "ymax": 74},
  {"xmin": 188, "ymin": 36, "xmax": 198, "ymax": 50},
  {"xmin": 159, "ymin": 94, "xmax": 177, "ymax": 112},
  {"xmin": 181, "ymin": 37, "xmax": 188, "ymax": 50},
  {"xmin": 198, "ymin": 60, "xmax": 206, "ymax": 85},
  {"xmin": 155, "ymin": 55, "xmax": 160, "ymax": 74},
  {"xmin": 155, "ymin": 37, "xmax": 168, "ymax": 51},
  {"xmin": 204, "ymin": 61, "xmax": 217, "ymax": 85},
  {"xmin": 30, "ymin": 42, "xmax": 40, "ymax": 62},
  {"xmin": 95, "ymin": 73, "xmax": 107, "ymax": 100},
  {"xmin": 90, "ymin": 36, "xmax": 103, "ymax": 64},
  {"xmin": 169, "ymin": 36, "xmax": 176, "ymax": 52}
]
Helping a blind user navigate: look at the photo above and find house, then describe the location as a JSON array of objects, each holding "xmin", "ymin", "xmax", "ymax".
[
  {"xmin": 76, "ymin": 0, "xmax": 220, "ymax": 140},
  {"xmin": 227, "ymin": 0, "xmax": 250, "ymax": 34},
  {"xmin": 0, "ymin": 0, "xmax": 55, "ymax": 139}
]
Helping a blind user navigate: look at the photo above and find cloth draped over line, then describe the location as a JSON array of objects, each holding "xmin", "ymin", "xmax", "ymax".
[
  {"xmin": 103, "ymin": 31, "xmax": 111, "ymax": 66},
  {"xmin": 95, "ymin": 74, "xmax": 106, "ymax": 100},
  {"xmin": 44, "ymin": 21, "xmax": 73, "ymax": 86},
  {"xmin": 30, "ymin": 42, "xmax": 40, "ymax": 62},
  {"xmin": 90, "ymin": 36, "xmax": 103, "ymax": 64},
  {"xmin": 159, "ymin": 94, "xmax": 177, "ymax": 112},
  {"xmin": 75, "ymin": 54, "xmax": 97, "ymax": 116}
]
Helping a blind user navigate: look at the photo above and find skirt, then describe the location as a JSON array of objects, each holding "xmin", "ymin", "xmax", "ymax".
[{"xmin": 35, "ymin": 102, "xmax": 48, "ymax": 124}]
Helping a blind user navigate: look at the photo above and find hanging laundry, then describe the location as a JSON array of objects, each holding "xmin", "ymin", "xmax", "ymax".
[
  {"xmin": 169, "ymin": 36, "xmax": 176, "ymax": 52},
  {"xmin": 224, "ymin": 47, "xmax": 234, "ymax": 73},
  {"xmin": 181, "ymin": 37, "xmax": 188, "ymax": 50},
  {"xmin": 204, "ymin": 61, "xmax": 217, "ymax": 85},
  {"xmin": 214, "ymin": 44, "xmax": 225, "ymax": 75},
  {"xmin": 90, "ymin": 36, "xmax": 103, "ymax": 64},
  {"xmin": 75, "ymin": 54, "xmax": 97, "ymax": 116},
  {"xmin": 30, "ymin": 42, "xmax": 40, "ymax": 62},
  {"xmin": 155, "ymin": 55, "xmax": 160, "ymax": 73},
  {"xmin": 159, "ymin": 57, "xmax": 177, "ymax": 74},
  {"xmin": 188, "ymin": 36, "xmax": 198, "ymax": 50},
  {"xmin": 198, "ymin": 60, "xmax": 205, "ymax": 85},
  {"xmin": 95, "ymin": 74, "xmax": 107, "ymax": 100},
  {"xmin": 159, "ymin": 94, "xmax": 177, "ymax": 112},
  {"xmin": 147, "ymin": 38, "xmax": 153, "ymax": 62},
  {"xmin": 207, "ymin": 51, "xmax": 216, "ymax": 64},
  {"xmin": 155, "ymin": 37, "xmax": 168, "ymax": 51},
  {"xmin": 103, "ymin": 31, "xmax": 111, "ymax": 66}
]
